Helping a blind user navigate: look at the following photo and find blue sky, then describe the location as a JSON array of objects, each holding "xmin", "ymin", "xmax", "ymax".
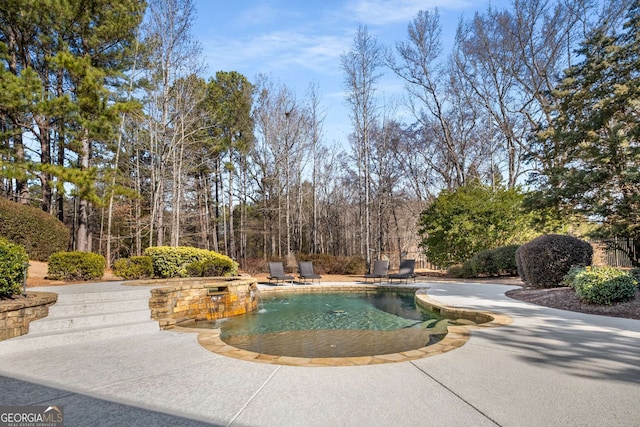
[{"xmin": 192, "ymin": 0, "xmax": 511, "ymax": 144}]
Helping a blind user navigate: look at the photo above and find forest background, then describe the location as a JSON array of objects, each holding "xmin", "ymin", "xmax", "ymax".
[{"xmin": 1, "ymin": 0, "xmax": 639, "ymax": 272}]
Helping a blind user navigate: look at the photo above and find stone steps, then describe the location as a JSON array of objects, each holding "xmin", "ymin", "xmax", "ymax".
[{"xmin": 0, "ymin": 285, "xmax": 159, "ymax": 355}]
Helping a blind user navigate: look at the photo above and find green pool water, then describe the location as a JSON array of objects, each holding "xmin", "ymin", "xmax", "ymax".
[{"xmin": 193, "ymin": 290, "xmax": 450, "ymax": 358}]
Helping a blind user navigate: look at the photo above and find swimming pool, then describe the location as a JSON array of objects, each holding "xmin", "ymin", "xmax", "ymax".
[{"xmin": 191, "ymin": 290, "xmax": 450, "ymax": 358}]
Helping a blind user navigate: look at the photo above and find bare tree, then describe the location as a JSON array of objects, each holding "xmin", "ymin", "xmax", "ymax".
[
  {"xmin": 341, "ymin": 25, "xmax": 383, "ymax": 271},
  {"xmin": 142, "ymin": 0, "xmax": 201, "ymax": 247},
  {"xmin": 387, "ymin": 9, "xmax": 475, "ymax": 190}
]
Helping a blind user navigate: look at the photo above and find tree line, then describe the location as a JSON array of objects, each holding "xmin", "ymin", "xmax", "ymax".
[{"xmin": 0, "ymin": 0, "xmax": 637, "ymax": 270}]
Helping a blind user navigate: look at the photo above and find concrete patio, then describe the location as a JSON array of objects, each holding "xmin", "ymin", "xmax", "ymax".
[{"xmin": 0, "ymin": 280, "xmax": 638, "ymax": 426}]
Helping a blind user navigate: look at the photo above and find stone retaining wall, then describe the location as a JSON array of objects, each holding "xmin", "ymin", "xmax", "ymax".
[
  {"xmin": 0, "ymin": 292, "xmax": 57, "ymax": 340},
  {"xmin": 146, "ymin": 277, "xmax": 259, "ymax": 329}
]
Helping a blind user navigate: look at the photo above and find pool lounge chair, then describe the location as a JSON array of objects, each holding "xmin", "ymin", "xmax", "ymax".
[
  {"xmin": 364, "ymin": 259, "xmax": 389, "ymax": 284},
  {"xmin": 297, "ymin": 261, "xmax": 322, "ymax": 284},
  {"xmin": 388, "ymin": 259, "xmax": 416, "ymax": 284},
  {"xmin": 267, "ymin": 262, "xmax": 294, "ymax": 285}
]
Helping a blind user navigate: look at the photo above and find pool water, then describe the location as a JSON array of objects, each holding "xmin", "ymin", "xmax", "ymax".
[{"xmin": 193, "ymin": 291, "xmax": 450, "ymax": 358}]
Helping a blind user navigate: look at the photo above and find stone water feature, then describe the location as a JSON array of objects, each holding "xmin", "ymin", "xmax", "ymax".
[{"xmin": 146, "ymin": 277, "xmax": 259, "ymax": 329}]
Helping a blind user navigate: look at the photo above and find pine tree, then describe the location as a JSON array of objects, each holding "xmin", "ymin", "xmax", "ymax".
[{"xmin": 531, "ymin": 2, "xmax": 640, "ymax": 265}]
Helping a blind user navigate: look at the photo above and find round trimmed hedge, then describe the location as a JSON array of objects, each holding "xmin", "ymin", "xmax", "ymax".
[
  {"xmin": 0, "ymin": 198, "xmax": 69, "ymax": 261},
  {"xmin": 143, "ymin": 246, "xmax": 238, "ymax": 278},
  {"xmin": 516, "ymin": 234, "xmax": 593, "ymax": 288},
  {"xmin": 112, "ymin": 256, "xmax": 153, "ymax": 280},
  {"xmin": 47, "ymin": 251, "xmax": 106, "ymax": 281}
]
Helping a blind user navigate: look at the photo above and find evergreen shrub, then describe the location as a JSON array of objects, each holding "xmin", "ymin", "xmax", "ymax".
[
  {"xmin": 186, "ymin": 258, "xmax": 235, "ymax": 277},
  {"xmin": 0, "ymin": 238, "xmax": 28, "ymax": 297},
  {"xmin": 466, "ymin": 245, "xmax": 520, "ymax": 277},
  {"xmin": 448, "ymin": 245, "xmax": 519, "ymax": 278},
  {"xmin": 112, "ymin": 256, "xmax": 153, "ymax": 280},
  {"xmin": 446, "ymin": 264, "xmax": 468, "ymax": 278},
  {"xmin": 515, "ymin": 234, "xmax": 592, "ymax": 288},
  {"xmin": 47, "ymin": 251, "xmax": 106, "ymax": 281},
  {"xmin": 0, "ymin": 198, "xmax": 69, "ymax": 261},
  {"xmin": 568, "ymin": 266, "xmax": 638, "ymax": 305},
  {"xmin": 143, "ymin": 246, "xmax": 238, "ymax": 278}
]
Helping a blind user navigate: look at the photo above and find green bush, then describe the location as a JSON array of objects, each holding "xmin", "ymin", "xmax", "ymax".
[
  {"xmin": 47, "ymin": 251, "xmax": 106, "ymax": 281},
  {"xmin": 446, "ymin": 264, "xmax": 467, "ymax": 278},
  {"xmin": 460, "ymin": 245, "xmax": 520, "ymax": 277},
  {"xmin": 569, "ymin": 266, "xmax": 638, "ymax": 305},
  {"xmin": 112, "ymin": 256, "xmax": 153, "ymax": 280},
  {"xmin": 0, "ymin": 238, "xmax": 28, "ymax": 297},
  {"xmin": 186, "ymin": 258, "xmax": 235, "ymax": 277},
  {"xmin": 561, "ymin": 266, "xmax": 584, "ymax": 288},
  {"xmin": 515, "ymin": 234, "xmax": 593, "ymax": 288},
  {"xmin": 418, "ymin": 181, "xmax": 536, "ymax": 266},
  {"xmin": 0, "ymin": 197, "xmax": 69, "ymax": 261},
  {"xmin": 143, "ymin": 246, "xmax": 238, "ymax": 278}
]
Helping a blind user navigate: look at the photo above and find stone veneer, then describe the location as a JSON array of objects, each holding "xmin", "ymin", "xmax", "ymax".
[
  {"xmin": 140, "ymin": 277, "xmax": 259, "ymax": 329},
  {"xmin": 0, "ymin": 292, "xmax": 57, "ymax": 340}
]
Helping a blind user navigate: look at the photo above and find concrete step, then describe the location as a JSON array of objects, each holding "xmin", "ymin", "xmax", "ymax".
[
  {"xmin": 0, "ymin": 321, "xmax": 160, "ymax": 354},
  {"xmin": 48, "ymin": 298, "xmax": 149, "ymax": 317},
  {"xmin": 0, "ymin": 286, "xmax": 160, "ymax": 355},
  {"xmin": 28, "ymin": 310, "xmax": 152, "ymax": 334},
  {"xmin": 53, "ymin": 289, "xmax": 153, "ymax": 304}
]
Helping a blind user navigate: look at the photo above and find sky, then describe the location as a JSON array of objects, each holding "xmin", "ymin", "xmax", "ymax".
[{"xmin": 192, "ymin": 0, "xmax": 511, "ymax": 145}]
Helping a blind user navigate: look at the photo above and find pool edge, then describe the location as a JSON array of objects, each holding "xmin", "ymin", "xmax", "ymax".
[{"xmin": 177, "ymin": 284, "xmax": 512, "ymax": 367}]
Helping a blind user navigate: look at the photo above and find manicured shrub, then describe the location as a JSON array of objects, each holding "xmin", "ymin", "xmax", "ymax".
[
  {"xmin": 0, "ymin": 197, "xmax": 69, "ymax": 261},
  {"xmin": 561, "ymin": 266, "xmax": 584, "ymax": 288},
  {"xmin": 186, "ymin": 258, "xmax": 235, "ymax": 277},
  {"xmin": 112, "ymin": 256, "xmax": 153, "ymax": 280},
  {"xmin": 47, "ymin": 251, "xmax": 106, "ymax": 281},
  {"xmin": 570, "ymin": 266, "xmax": 638, "ymax": 305},
  {"xmin": 515, "ymin": 234, "xmax": 593, "ymax": 288},
  {"xmin": 0, "ymin": 238, "xmax": 29, "ymax": 297},
  {"xmin": 461, "ymin": 245, "xmax": 520, "ymax": 277},
  {"xmin": 446, "ymin": 264, "xmax": 469, "ymax": 278},
  {"xmin": 144, "ymin": 246, "xmax": 238, "ymax": 278}
]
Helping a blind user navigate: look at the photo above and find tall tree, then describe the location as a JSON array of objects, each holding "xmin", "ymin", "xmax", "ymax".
[
  {"xmin": 205, "ymin": 71, "xmax": 254, "ymax": 259},
  {"xmin": 0, "ymin": 0, "xmax": 144, "ymax": 251},
  {"xmin": 341, "ymin": 25, "xmax": 382, "ymax": 271},
  {"xmin": 142, "ymin": 0, "xmax": 200, "ymax": 247},
  {"xmin": 531, "ymin": 1, "xmax": 640, "ymax": 265}
]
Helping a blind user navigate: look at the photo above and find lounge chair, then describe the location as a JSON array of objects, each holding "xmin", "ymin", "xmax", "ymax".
[
  {"xmin": 388, "ymin": 259, "xmax": 416, "ymax": 284},
  {"xmin": 364, "ymin": 259, "xmax": 389, "ymax": 284},
  {"xmin": 267, "ymin": 262, "xmax": 294, "ymax": 285},
  {"xmin": 297, "ymin": 261, "xmax": 321, "ymax": 284}
]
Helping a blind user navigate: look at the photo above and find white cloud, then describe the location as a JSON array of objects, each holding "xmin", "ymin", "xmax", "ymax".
[
  {"xmin": 203, "ymin": 30, "xmax": 350, "ymax": 76},
  {"xmin": 345, "ymin": 0, "xmax": 473, "ymax": 25}
]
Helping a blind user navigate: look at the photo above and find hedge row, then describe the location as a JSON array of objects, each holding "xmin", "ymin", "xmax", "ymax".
[
  {"xmin": 0, "ymin": 198, "xmax": 69, "ymax": 261},
  {"xmin": 143, "ymin": 246, "xmax": 238, "ymax": 279},
  {"xmin": 448, "ymin": 245, "xmax": 519, "ymax": 278}
]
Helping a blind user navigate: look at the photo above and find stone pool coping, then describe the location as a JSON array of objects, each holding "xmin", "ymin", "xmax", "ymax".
[{"xmin": 174, "ymin": 284, "xmax": 512, "ymax": 367}]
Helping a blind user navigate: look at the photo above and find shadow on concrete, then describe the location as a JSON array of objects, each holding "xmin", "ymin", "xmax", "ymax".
[
  {"xmin": 0, "ymin": 374, "xmax": 222, "ymax": 426},
  {"xmin": 429, "ymin": 283, "xmax": 640, "ymax": 385}
]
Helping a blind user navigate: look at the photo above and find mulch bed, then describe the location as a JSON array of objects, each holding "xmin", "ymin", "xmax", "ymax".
[{"xmin": 506, "ymin": 287, "xmax": 640, "ymax": 320}]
